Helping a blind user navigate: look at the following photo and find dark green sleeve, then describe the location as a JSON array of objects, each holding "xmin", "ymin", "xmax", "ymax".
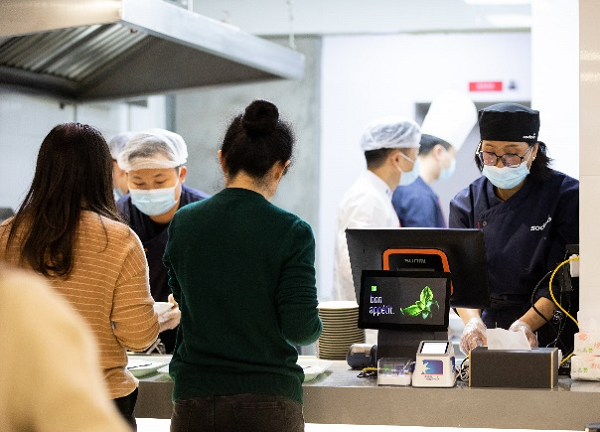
[
  {"xmin": 163, "ymin": 213, "xmax": 181, "ymax": 304},
  {"xmin": 276, "ymin": 219, "xmax": 322, "ymax": 345}
]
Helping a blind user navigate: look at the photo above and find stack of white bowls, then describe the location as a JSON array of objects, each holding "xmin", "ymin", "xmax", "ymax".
[{"xmin": 316, "ymin": 301, "xmax": 365, "ymax": 360}]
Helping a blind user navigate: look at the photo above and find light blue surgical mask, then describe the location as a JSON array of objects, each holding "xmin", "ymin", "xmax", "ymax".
[
  {"xmin": 114, "ymin": 188, "xmax": 125, "ymax": 200},
  {"xmin": 398, "ymin": 156, "xmax": 420, "ymax": 187},
  {"xmin": 438, "ymin": 154, "xmax": 456, "ymax": 181},
  {"xmin": 482, "ymin": 164, "xmax": 530, "ymax": 190},
  {"xmin": 130, "ymin": 181, "xmax": 179, "ymax": 216}
]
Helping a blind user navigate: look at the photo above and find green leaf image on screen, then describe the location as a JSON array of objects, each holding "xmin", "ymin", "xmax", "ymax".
[{"xmin": 399, "ymin": 286, "xmax": 439, "ymax": 319}]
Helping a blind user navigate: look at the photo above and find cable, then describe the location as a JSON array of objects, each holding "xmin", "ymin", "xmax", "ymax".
[
  {"xmin": 549, "ymin": 257, "xmax": 579, "ymax": 327},
  {"xmin": 457, "ymin": 355, "xmax": 469, "ymax": 382},
  {"xmin": 530, "ymin": 269, "xmax": 562, "ymax": 347},
  {"xmin": 548, "ymin": 256, "xmax": 580, "ymax": 365}
]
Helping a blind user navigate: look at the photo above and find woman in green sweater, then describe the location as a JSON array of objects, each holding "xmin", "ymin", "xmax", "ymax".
[{"xmin": 164, "ymin": 99, "xmax": 322, "ymax": 431}]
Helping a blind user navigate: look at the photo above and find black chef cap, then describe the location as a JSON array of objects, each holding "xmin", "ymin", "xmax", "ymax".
[{"xmin": 479, "ymin": 103, "xmax": 540, "ymax": 143}]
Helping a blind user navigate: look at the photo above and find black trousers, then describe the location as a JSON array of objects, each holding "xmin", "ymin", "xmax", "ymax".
[
  {"xmin": 113, "ymin": 387, "xmax": 138, "ymax": 431},
  {"xmin": 171, "ymin": 393, "xmax": 304, "ymax": 432}
]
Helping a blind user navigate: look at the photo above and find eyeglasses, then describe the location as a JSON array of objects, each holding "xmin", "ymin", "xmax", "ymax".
[{"xmin": 476, "ymin": 142, "xmax": 534, "ymax": 168}]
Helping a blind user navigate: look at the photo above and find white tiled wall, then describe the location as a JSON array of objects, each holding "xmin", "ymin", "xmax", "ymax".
[
  {"xmin": 579, "ymin": 0, "xmax": 600, "ymax": 313},
  {"xmin": 0, "ymin": 90, "xmax": 74, "ymax": 210},
  {"xmin": 0, "ymin": 89, "xmax": 165, "ymax": 211},
  {"xmin": 531, "ymin": 0, "xmax": 579, "ymax": 179}
]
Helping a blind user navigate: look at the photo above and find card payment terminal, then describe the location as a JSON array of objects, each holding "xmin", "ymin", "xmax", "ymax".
[{"xmin": 412, "ymin": 341, "xmax": 456, "ymax": 387}]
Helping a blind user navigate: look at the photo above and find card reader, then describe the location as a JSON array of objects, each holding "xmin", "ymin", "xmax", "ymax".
[{"xmin": 412, "ymin": 341, "xmax": 456, "ymax": 387}]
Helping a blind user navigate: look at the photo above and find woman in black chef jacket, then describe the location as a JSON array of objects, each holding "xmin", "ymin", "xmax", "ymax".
[{"xmin": 449, "ymin": 103, "xmax": 579, "ymax": 354}]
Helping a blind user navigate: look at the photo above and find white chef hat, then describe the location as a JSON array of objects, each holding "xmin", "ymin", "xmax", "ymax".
[
  {"xmin": 117, "ymin": 128, "xmax": 189, "ymax": 172},
  {"xmin": 360, "ymin": 117, "xmax": 421, "ymax": 152},
  {"xmin": 107, "ymin": 131, "xmax": 137, "ymax": 160},
  {"xmin": 421, "ymin": 90, "xmax": 477, "ymax": 152}
]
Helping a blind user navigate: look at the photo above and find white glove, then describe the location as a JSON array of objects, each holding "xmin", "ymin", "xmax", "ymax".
[
  {"xmin": 508, "ymin": 319, "xmax": 538, "ymax": 348},
  {"xmin": 157, "ymin": 294, "xmax": 181, "ymax": 332},
  {"xmin": 460, "ymin": 317, "xmax": 487, "ymax": 355}
]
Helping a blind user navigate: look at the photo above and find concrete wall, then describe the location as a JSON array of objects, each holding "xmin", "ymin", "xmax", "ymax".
[{"xmin": 171, "ymin": 36, "xmax": 322, "ymax": 235}]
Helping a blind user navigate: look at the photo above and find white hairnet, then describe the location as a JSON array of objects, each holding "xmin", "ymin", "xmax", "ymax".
[
  {"xmin": 360, "ymin": 117, "xmax": 421, "ymax": 152},
  {"xmin": 107, "ymin": 131, "xmax": 136, "ymax": 160},
  {"xmin": 117, "ymin": 128, "xmax": 188, "ymax": 172}
]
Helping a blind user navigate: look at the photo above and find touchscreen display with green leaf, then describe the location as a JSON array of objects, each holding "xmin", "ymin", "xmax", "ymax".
[{"xmin": 358, "ymin": 270, "xmax": 451, "ymax": 331}]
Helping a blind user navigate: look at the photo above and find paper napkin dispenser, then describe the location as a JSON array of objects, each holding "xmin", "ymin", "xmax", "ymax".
[{"xmin": 469, "ymin": 347, "xmax": 559, "ymax": 388}]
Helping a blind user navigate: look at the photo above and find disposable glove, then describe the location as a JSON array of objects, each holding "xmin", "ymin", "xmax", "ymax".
[
  {"xmin": 157, "ymin": 294, "xmax": 181, "ymax": 332},
  {"xmin": 508, "ymin": 319, "xmax": 538, "ymax": 348},
  {"xmin": 460, "ymin": 317, "xmax": 487, "ymax": 355}
]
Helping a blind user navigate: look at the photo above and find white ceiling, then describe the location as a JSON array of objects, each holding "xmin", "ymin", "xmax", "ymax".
[{"xmin": 191, "ymin": 0, "xmax": 532, "ymax": 36}]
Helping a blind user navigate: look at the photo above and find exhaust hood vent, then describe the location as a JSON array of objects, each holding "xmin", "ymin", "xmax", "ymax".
[{"xmin": 0, "ymin": 0, "xmax": 305, "ymax": 102}]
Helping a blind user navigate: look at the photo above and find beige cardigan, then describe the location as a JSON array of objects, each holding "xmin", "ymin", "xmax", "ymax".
[
  {"xmin": 0, "ymin": 266, "xmax": 130, "ymax": 431},
  {"xmin": 0, "ymin": 211, "xmax": 159, "ymax": 399}
]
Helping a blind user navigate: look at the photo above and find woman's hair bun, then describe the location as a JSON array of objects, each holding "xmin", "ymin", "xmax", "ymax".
[{"xmin": 242, "ymin": 99, "xmax": 279, "ymax": 136}]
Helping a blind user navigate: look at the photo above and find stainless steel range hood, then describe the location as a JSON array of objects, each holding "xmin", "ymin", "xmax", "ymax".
[{"xmin": 0, "ymin": 0, "xmax": 305, "ymax": 102}]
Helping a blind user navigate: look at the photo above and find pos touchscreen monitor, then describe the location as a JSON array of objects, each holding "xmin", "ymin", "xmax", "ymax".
[
  {"xmin": 346, "ymin": 228, "xmax": 491, "ymax": 310},
  {"xmin": 359, "ymin": 270, "xmax": 451, "ymax": 332}
]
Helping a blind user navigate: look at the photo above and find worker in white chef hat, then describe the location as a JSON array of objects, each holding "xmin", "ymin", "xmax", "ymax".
[
  {"xmin": 333, "ymin": 117, "xmax": 421, "ymax": 303},
  {"xmin": 117, "ymin": 128, "xmax": 210, "ymax": 353},
  {"xmin": 392, "ymin": 90, "xmax": 477, "ymax": 227}
]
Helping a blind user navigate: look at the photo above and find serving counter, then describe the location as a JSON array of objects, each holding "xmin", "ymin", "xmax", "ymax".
[{"xmin": 133, "ymin": 357, "xmax": 600, "ymax": 430}]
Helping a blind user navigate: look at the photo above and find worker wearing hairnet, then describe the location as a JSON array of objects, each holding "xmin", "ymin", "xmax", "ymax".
[
  {"xmin": 108, "ymin": 131, "xmax": 136, "ymax": 201},
  {"xmin": 117, "ymin": 129, "xmax": 210, "ymax": 353},
  {"xmin": 333, "ymin": 117, "xmax": 421, "ymax": 302}
]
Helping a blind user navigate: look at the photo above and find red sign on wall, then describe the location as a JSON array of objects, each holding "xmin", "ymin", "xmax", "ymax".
[{"xmin": 469, "ymin": 81, "xmax": 503, "ymax": 92}]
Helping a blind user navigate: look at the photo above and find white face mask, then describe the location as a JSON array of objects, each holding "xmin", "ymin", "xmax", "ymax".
[
  {"xmin": 397, "ymin": 153, "xmax": 419, "ymax": 186},
  {"xmin": 130, "ymin": 181, "xmax": 179, "ymax": 216},
  {"xmin": 482, "ymin": 163, "xmax": 530, "ymax": 190},
  {"xmin": 439, "ymin": 156, "xmax": 456, "ymax": 181}
]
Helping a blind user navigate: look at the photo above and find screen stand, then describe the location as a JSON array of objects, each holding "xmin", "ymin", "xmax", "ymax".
[{"xmin": 377, "ymin": 329, "xmax": 449, "ymax": 361}]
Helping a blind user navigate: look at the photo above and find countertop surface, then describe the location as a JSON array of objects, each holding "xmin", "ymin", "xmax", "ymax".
[{"xmin": 132, "ymin": 355, "xmax": 600, "ymax": 430}]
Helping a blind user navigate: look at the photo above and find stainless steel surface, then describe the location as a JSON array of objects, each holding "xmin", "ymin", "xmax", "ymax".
[
  {"xmin": 0, "ymin": 0, "xmax": 304, "ymax": 101},
  {"xmin": 135, "ymin": 357, "xmax": 600, "ymax": 429}
]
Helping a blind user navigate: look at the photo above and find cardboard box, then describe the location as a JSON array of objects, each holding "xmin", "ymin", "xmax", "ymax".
[{"xmin": 469, "ymin": 347, "xmax": 559, "ymax": 388}]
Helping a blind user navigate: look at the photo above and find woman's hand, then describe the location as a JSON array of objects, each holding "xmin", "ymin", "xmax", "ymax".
[{"xmin": 158, "ymin": 294, "xmax": 181, "ymax": 332}]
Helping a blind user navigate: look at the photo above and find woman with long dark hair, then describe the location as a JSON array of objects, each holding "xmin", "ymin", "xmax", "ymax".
[
  {"xmin": 0, "ymin": 122, "xmax": 166, "ymax": 429},
  {"xmin": 164, "ymin": 100, "xmax": 322, "ymax": 431}
]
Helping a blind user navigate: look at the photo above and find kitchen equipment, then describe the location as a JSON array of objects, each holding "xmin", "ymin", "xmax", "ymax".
[
  {"xmin": 346, "ymin": 343, "xmax": 377, "ymax": 369},
  {"xmin": 0, "ymin": 0, "xmax": 304, "ymax": 101},
  {"xmin": 469, "ymin": 346, "xmax": 559, "ymax": 388}
]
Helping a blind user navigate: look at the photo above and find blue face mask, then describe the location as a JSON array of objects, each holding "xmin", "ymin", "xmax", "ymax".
[
  {"xmin": 482, "ymin": 163, "xmax": 530, "ymax": 190},
  {"xmin": 398, "ymin": 158, "xmax": 420, "ymax": 187},
  {"xmin": 130, "ymin": 182, "xmax": 179, "ymax": 216},
  {"xmin": 114, "ymin": 188, "xmax": 125, "ymax": 200},
  {"xmin": 438, "ymin": 154, "xmax": 456, "ymax": 181}
]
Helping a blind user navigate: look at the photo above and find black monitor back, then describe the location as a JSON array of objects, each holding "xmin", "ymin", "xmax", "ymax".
[{"xmin": 346, "ymin": 228, "xmax": 491, "ymax": 309}]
